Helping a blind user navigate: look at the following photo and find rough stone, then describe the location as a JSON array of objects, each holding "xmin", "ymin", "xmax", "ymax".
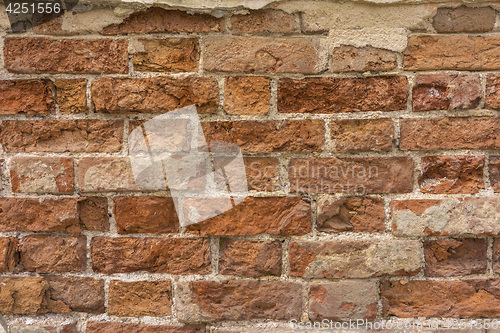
[
  {"xmin": 91, "ymin": 237, "xmax": 210, "ymax": 274},
  {"xmin": 278, "ymin": 76, "xmax": 408, "ymax": 113},
  {"xmin": 419, "ymin": 155, "xmax": 485, "ymax": 194},
  {"xmin": 317, "ymin": 196, "xmax": 385, "ymax": 233},
  {"xmin": 219, "ymin": 239, "xmax": 282, "ymax": 277},
  {"xmin": 185, "ymin": 197, "xmax": 311, "ymax": 236},
  {"xmin": 392, "ymin": 197, "xmax": 500, "ymax": 236},
  {"xmin": 132, "ymin": 38, "xmax": 199, "ymax": 72},
  {"xmin": 289, "ymin": 239, "xmax": 422, "ymax": 278},
  {"xmin": 108, "ymin": 280, "xmax": 172, "ymax": 317},
  {"xmin": 0, "ymin": 80, "xmax": 55, "ymax": 114},
  {"xmin": 92, "ymin": 77, "xmax": 218, "ymax": 114},
  {"xmin": 4, "ymin": 38, "xmax": 128, "ymax": 74},
  {"xmin": 10, "ymin": 157, "xmax": 74, "ymax": 194}
]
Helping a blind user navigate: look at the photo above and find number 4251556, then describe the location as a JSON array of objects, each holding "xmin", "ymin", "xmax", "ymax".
[{"xmin": 6, "ymin": 2, "xmax": 61, "ymax": 14}]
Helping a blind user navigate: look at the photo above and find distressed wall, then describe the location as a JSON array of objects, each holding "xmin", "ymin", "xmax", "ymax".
[{"xmin": 0, "ymin": 1, "xmax": 500, "ymax": 332}]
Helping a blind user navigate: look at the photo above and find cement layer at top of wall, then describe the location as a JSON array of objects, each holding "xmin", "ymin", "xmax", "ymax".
[{"xmin": 96, "ymin": 0, "xmax": 497, "ymax": 9}]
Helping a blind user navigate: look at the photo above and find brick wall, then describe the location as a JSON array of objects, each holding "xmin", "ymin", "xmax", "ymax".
[{"xmin": 0, "ymin": 1, "xmax": 499, "ymax": 332}]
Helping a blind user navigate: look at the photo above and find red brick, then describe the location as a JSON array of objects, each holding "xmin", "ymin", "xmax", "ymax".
[
  {"xmin": 419, "ymin": 155, "xmax": 485, "ymax": 194},
  {"xmin": 243, "ymin": 157, "xmax": 280, "ymax": 191},
  {"xmin": 0, "ymin": 80, "xmax": 55, "ymax": 114},
  {"xmin": 175, "ymin": 280, "xmax": 302, "ymax": 322},
  {"xmin": 10, "ymin": 157, "xmax": 74, "ymax": 194},
  {"xmin": 9, "ymin": 323, "xmax": 78, "ymax": 333},
  {"xmin": 224, "ymin": 76, "xmax": 270, "ymax": 115},
  {"xmin": 331, "ymin": 45, "xmax": 398, "ymax": 72},
  {"xmin": 381, "ymin": 279, "xmax": 500, "ymax": 318},
  {"xmin": 101, "ymin": 8, "xmax": 224, "ymax": 34},
  {"xmin": 203, "ymin": 36, "xmax": 328, "ymax": 74},
  {"xmin": 0, "ymin": 197, "xmax": 107, "ymax": 235},
  {"xmin": 309, "ymin": 281, "xmax": 378, "ymax": 320},
  {"xmin": 92, "ymin": 77, "xmax": 218, "ymax": 114},
  {"xmin": 330, "ymin": 119, "xmax": 394, "ymax": 152},
  {"xmin": 4, "ymin": 38, "xmax": 128, "ymax": 74},
  {"xmin": 400, "ymin": 117, "xmax": 500, "ymax": 151},
  {"xmin": 317, "ymin": 196, "xmax": 385, "ymax": 233},
  {"xmin": 202, "ymin": 120, "xmax": 324, "ymax": 152},
  {"xmin": 19, "ymin": 235, "xmax": 86, "ymax": 273},
  {"xmin": 486, "ymin": 73, "xmax": 500, "ymax": 110},
  {"xmin": 392, "ymin": 197, "xmax": 500, "ymax": 236},
  {"xmin": 0, "ymin": 120, "xmax": 123, "ymax": 153},
  {"xmin": 219, "ymin": 239, "xmax": 282, "ymax": 277},
  {"xmin": 185, "ymin": 197, "xmax": 310, "ymax": 236},
  {"xmin": 278, "ymin": 76, "xmax": 408, "ymax": 113},
  {"xmin": 424, "ymin": 239, "xmax": 487, "ymax": 277},
  {"xmin": 55, "ymin": 79, "xmax": 87, "ymax": 114},
  {"xmin": 491, "ymin": 157, "xmax": 500, "ymax": 192},
  {"xmin": 230, "ymin": 10, "xmax": 298, "ymax": 34},
  {"xmin": 87, "ymin": 322, "xmax": 205, "ymax": 333},
  {"xmin": 108, "ymin": 280, "xmax": 172, "ymax": 317},
  {"xmin": 77, "ymin": 157, "xmax": 140, "ymax": 192},
  {"xmin": 114, "ymin": 196, "xmax": 179, "ymax": 234},
  {"xmin": 492, "ymin": 239, "xmax": 500, "ymax": 274},
  {"xmin": 0, "ymin": 276, "xmax": 104, "ymax": 314},
  {"xmin": 432, "ymin": 6, "xmax": 496, "ymax": 33},
  {"xmin": 91, "ymin": 237, "xmax": 210, "ymax": 274},
  {"xmin": 132, "ymin": 38, "xmax": 199, "ymax": 72},
  {"xmin": 289, "ymin": 157, "xmax": 414, "ymax": 194},
  {"xmin": 412, "ymin": 74, "xmax": 481, "ymax": 111},
  {"xmin": 0, "ymin": 237, "xmax": 19, "ymax": 272},
  {"xmin": 77, "ymin": 197, "xmax": 109, "ymax": 231},
  {"xmin": 289, "ymin": 239, "xmax": 422, "ymax": 278},
  {"xmin": 404, "ymin": 35, "xmax": 500, "ymax": 70}
]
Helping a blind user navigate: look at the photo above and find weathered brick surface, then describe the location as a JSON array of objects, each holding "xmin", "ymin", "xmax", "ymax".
[
  {"xmin": 0, "ymin": 276, "xmax": 104, "ymax": 314},
  {"xmin": 202, "ymin": 120, "xmax": 324, "ymax": 152},
  {"xmin": 224, "ymin": 76, "xmax": 270, "ymax": 115},
  {"xmin": 419, "ymin": 155, "xmax": 485, "ymax": 194},
  {"xmin": 175, "ymin": 280, "xmax": 302, "ymax": 322},
  {"xmin": 203, "ymin": 37, "xmax": 328, "ymax": 74},
  {"xmin": 114, "ymin": 196, "xmax": 179, "ymax": 234},
  {"xmin": 330, "ymin": 119, "xmax": 394, "ymax": 152},
  {"xmin": 77, "ymin": 157, "xmax": 139, "ymax": 192},
  {"xmin": 400, "ymin": 117, "xmax": 500, "ymax": 150},
  {"xmin": 132, "ymin": 38, "xmax": 199, "ymax": 72},
  {"xmin": 0, "ymin": 80, "xmax": 55, "ymax": 114},
  {"xmin": 87, "ymin": 322, "xmax": 205, "ymax": 333},
  {"xmin": 289, "ymin": 157, "xmax": 414, "ymax": 194},
  {"xmin": 0, "ymin": 120, "xmax": 123, "ymax": 153},
  {"xmin": 404, "ymin": 35, "xmax": 500, "ymax": 71},
  {"xmin": 432, "ymin": 6, "xmax": 496, "ymax": 33},
  {"xmin": 219, "ymin": 239, "xmax": 282, "ymax": 277},
  {"xmin": 77, "ymin": 197, "xmax": 110, "ymax": 231},
  {"xmin": 4, "ymin": 38, "xmax": 128, "ymax": 73},
  {"xmin": 19, "ymin": 235, "xmax": 86, "ymax": 273},
  {"xmin": 412, "ymin": 74, "xmax": 481, "ymax": 111},
  {"xmin": 185, "ymin": 197, "xmax": 311, "ymax": 236},
  {"xmin": 309, "ymin": 281, "xmax": 378, "ymax": 320},
  {"xmin": 486, "ymin": 73, "xmax": 500, "ymax": 110},
  {"xmin": 424, "ymin": 239, "xmax": 487, "ymax": 277},
  {"xmin": 491, "ymin": 157, "xmax": 500, "ymax": 192},
  {"xmin": 101, "ymin": 8, "xmax": 224, "ymax": 34},
  {"xmin": 231, "ymin": 10, "xmax": 298, "ymax": 34},
  {"xmin": 381, "ymin": 279, "xmax": 500, "ymax": 318},
  {"xmin": 0, "ymin": 237, "xmax": 19, "ymax": 273},
  {"xmin": 243, "ymin": 157, "xmax": 280, "ymax": 191},
  {"xmin": 289, "ymin": 239, "xmax": 422, "ymax": 278},
  {"xmin": 92, "ymin": 77, "xmax": 218, "ymax": 114},
  {"xmin": 54, "ymin": 79, "xmax": 87, "ymax": 113},
  {"xmin": 278, "ymin": 76, "xmax": 408, "ymax": 113},
  {"xmin": 331, "ymin": 45, "xmax": 398, "ymax": 72},
  {"xmin": 493, "ymin": 239, "xmax": 500, "ymax": 274},
  {"xmin": 9, "ymin": 323, "xmax": 78, "ymax": 333},
  {"xmin": 108, "ymin": 280, "xmax": 172, "ymax": 317},
  {"xmin": 317, "ymin": 196, "xmax": 385, "ymax": 233},
  {"xmin": 91, "ymin": 237, "xmax": 210, "ymax": 274},
  {"xmin": 10, "ymin": 157, "xmax": 74, "ymax": 194},
  {"xmin": 392, "ymin": 197, "xmax": 500, "ymax": 236}
]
